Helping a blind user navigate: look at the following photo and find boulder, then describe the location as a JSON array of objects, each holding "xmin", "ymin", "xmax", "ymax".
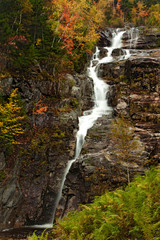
[
  {"xmin": 98, "ymin": 28, "xmax": 113, "ymax": 47},
  {"xmin": 112, "ymin": 48, "xmax": 124, "ymax": 57},
  {"xmin": 98, "ymin": 48, "xmax": 108, "ymax": 59}
]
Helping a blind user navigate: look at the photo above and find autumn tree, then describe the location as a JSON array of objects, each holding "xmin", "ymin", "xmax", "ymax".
[
  {"xmin": 47, "ymin": 0, "xmax": 107, "ymax": 69},
  {"xmin": 120, "ymin": 0, "xmax": 133, "ymax": 21},
  {"xmin": 131, "ymin": 1, "xmax": 148, "ymax": 25},
  {"xmin": 0, "ymin": 89, "xmax": 25, "ymax": 145},
  {"xmin": 148, "ymin": 4, "xmax": 160, "ymax": 27},
  {"xmin": 116, "ymin": 0, "xmax": 123, "ymax": 17},
  {"xmin": 109, "ymin": 118, "xmax": 141, "ymax": 184},
  {"xmin": 0, "ymin": 0, "xmax": 32, "ymax": 43},
  {"xmin": 105, "ymin": 0, "xmax": 124, "ymax": 27}
]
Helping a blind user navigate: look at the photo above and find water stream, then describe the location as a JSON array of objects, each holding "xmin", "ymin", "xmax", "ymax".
[
  {"xmin": 48, "ymin": 28, "xmax": 137, "ymax": 225},
  {"xmin": 0, "ymin": 28, "xmax": 141, "ymax": 239},
  {"xmin": 129, "ymin": 27, "xmax": 139, "ymax": 48},
  {"xmin": 2, "ymin": 29, "xmax": 139, "ymax": 235}
]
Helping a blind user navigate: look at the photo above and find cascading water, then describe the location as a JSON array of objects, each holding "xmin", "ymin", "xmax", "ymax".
[
  {"xmin": 48, "ymin": 45, "xmax": 113, "ymax": 225},
  {"xmin": 32, "ymin": 28, "xmax": 138, "ymax": 229},
  {"xmin": 129, "ymin": 27, "xmax": 139, "ymax": 48},
  {"xmin": 47, "ymin": 29, "xmax": 134, "ymax": 225}
]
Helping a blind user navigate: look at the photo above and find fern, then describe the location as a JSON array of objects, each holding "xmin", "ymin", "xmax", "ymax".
[{"xmin": 32, "ymin": 168, "xmax": 160, "ymax": 240}]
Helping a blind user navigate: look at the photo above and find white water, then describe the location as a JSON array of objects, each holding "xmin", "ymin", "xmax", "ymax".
[
  {"xmin": 35, "ymin": 29, "xmax": 136, "ymax": 228},
  {"xmin": 46, "ymin": 29, "xmax": 133, "ymax": 226},
  {"xmin": 129, "ymin": 27, "xmax": 139, "ymax": 48}
]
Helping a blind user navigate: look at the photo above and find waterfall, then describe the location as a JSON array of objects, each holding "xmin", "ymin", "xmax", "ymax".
[
  {"xmin": 129, "ymin": 27, "xmax": 139, "ymax": 48},
  {"xmin": 48, "ymin": 29, "xmax": 131, "ymax": 224},
  {"xmin": 35, "ymin": 28, "xmax": 136, "ymax": 228}
]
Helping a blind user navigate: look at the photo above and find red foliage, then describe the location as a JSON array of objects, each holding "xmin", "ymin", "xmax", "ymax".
[
  {"xmin": 116, "ymin": 0, "xmax": 123, "ymax": 16},
  {"xmin": 60, "ymin": 2, "xmax": 79, "ymax": 55},
  {"xmin": 8, "ymin": 35, "xmax": 27, "ymax": 42},
  {"xmin": 139, "ymin": 10, "xmax": 148, "ymax": 17},
  {"xmin": 7, "ymin": 35, "xmax": 27, "ymax": 49}
]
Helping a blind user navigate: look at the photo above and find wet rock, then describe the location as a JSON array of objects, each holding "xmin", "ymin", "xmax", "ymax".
[
  {"xmin": 71, "ymin": 86, "xmax": 81, "ymax": 98},
  {"xmin": 92, "ymin": 60, "xmax": 99, "ymax": 67},
  {"xmin": 116, "ymin": 99, "xmax": 128, "ymax": 111},
  {"xmin": 98, "ymin": 62, "xmax": 121, "ymax": 79},
  {"xmin": 56, "ymin": 28, "xmax": 160, "ymax": 218},
  {"xmin": 0, "ymin": 27, "xmax": 160, "ymax": 233},
  {"xmin": 123, "ymin": 28, "xmax": 160, "ymax": 49},
  {"xmin": 112, "ymin": 48, "xmax": 124, "ymax": 57},
  {"xmin": 59, "ymin": 74, "xmax": 76, "ymax": 97},
  {"xmin": 65, "ymin": 74, "xmax": 76, "ymax": 85},
  {"xmin": 107, "ymin": 85, "xmax": 118, "ymax": 107},
  {"xmin": 2, "ymin": 183, "xmax": 16, "ymax": 205},
  {"xmin": 136, "ymin": 34, "xmax": 160, "ymax": 49},
  {"xmin": 35, "ymin": 80, "xmax": 54, "ymax": 96},
  {"xmin": 0, "ymin": 152, "xmax": 5, "ymax": 170},
  {"xmin": 1, "ymin": 179, "xmax": 22, "ymax": 224},
  {"xmin": 98, "ymin": 28, "xmax": 113, "ymax": 47},
  {"xmin": 98, "ymin": 48, "xmax": 108, "ymax": 59},
  {"xmin": 0, "ymin": 68, "xmax": 93, "ymax": 229}
]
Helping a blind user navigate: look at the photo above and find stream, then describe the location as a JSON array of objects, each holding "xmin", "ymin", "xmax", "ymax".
[
  {"xmin": 0, "ymin": 27, "xmax": 139, "ymax": 238},
  {"xmin": 49, "ymin": 28, "xmax": 137, "ymax": 225}
]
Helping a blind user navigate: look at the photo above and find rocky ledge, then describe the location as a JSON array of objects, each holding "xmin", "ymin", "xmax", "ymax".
[
  {"xmin": 0, "ymin": 27, "xmax": 160, "ymax": 233},
  {"xmin": 0, "ymin": 71, "xmax": 93, "ymax": 229},
  {"xmin": 56, "ymin": 29, "xmax": 160, "ymax": 219}
]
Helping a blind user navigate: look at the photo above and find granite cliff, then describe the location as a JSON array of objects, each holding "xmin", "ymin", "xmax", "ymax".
[{"xmin": 0, "ymin": 27, "xmax": 160, "ymax": 237}]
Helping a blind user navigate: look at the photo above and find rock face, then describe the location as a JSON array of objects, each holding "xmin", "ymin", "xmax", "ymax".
[
  {"xmin": 122, "ymin": 27, "xmax": 160, "ymax": 49},
  {"xmin": 98, "ymin": 28, "xmax": 113, "ymax": 47},
  {"xmin": 55, "ymin": 28, "xmax": 160, "ymax": 219},
  {"xmin": 0, "ymin": 72, "xmax": 93, "ymax": 229},
  {"xmin": 99, "ymin": 53, "xmax": 160, "ymax": 164},
  {"xmin": 0, "ymin": 27, "xmax": 160, "ymax": 233}
]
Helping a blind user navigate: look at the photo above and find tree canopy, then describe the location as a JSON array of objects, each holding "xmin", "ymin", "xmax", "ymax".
[{"xmin": 0, "ymin": 0, "xmax": 159, "ymax": 74}]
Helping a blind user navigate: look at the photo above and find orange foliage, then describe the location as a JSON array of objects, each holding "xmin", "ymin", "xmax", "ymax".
[
  {"xmin": 59, "ymin": 2, "xmax": 80, "ymax": 55},
  {"xmin": 116, "ymin": 0, "xmax": 123, "ymax": 17},
  {"xmin": 139, "ymin": 10, "xmax": 148, "ymax": 17},
  {"xmin": 48, "ymin": 0, "xmax": 106, "ymax": 57},
  {"xmin": 131, "ymin": 1, "xmax": 148, "ymax": 25},
  {"xmin": 34, "ymin": 101, "xmax": 48, "ymax": 115}
]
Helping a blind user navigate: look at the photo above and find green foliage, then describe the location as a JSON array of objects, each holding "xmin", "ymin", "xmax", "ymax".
[
  {"xmin": 0, "ymin": 170, "xmax": 6, "ymax": 182},
  {"xmin": 0, "ymin": 0, "xmax": 160, "ymax": 75},
  {"xmin": 110, "ymin": 0, "xmax": 160, "ymax": 27},
  {"xmin": 108, "ymin": 117, "xmax": 141, "ymax": 183},
  {"xmin": 50, "ymin": 168, "xmax": 160, "ymax": 240},
  {"xmin": 0, "ymin": 88, "xmax": 25, "ymax": 145},
  {"xmin": 85, "ymin": 167, "xmax": 110, "ymax": 196},
  {"xmin": 147, "ymin": 4, "xmax": 160, "ymax": 27},
  {"xmin": 28, "ymin": 231, "xmax": 49, "ymax": 240},
  {"xmin": 109, "ymin": 118, "xmax": 139, "ymax": 160}
]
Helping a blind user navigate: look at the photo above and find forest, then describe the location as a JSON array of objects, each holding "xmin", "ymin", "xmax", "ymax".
[
  {"xmin": 0, "ymin": 0, "xmax": 160, "ymax": 144},
  {"xmin": 0, "ymin": 0, "xmax": 160, "ymax": 239},
  {"xmin": 0, "ymin": 0, "xmax": 160, "ymax": 75}
]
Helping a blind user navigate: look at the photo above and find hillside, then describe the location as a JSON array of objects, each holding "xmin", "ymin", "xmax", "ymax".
[{"xmin": 0, "ymin": 0, "xmax": 160, "ymax": 239}]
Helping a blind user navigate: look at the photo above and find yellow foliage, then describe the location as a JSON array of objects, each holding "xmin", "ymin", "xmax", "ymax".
[
  {"xmin": 0, "ymin": 89, "xmax": 25, "ymax": 144},
  {"xmin": 47, "ymin": 0, "xmax": 107, "ymax": 53},
  {"xmin": 36, "ymin": 38, "xmax": 42, "ymax": 46},
  {"xmin": 148, "ymin": 4, "xmax": 160, "ymax": 26}
]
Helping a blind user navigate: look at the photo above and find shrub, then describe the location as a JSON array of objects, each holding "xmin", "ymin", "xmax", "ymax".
[
  {"xmin": 0, "ymin": 88, "xmax": 25, "ymax": 145},
  {"xmin": 51, "ymin": 168, "xmax": 160, "ymax": 240}
]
